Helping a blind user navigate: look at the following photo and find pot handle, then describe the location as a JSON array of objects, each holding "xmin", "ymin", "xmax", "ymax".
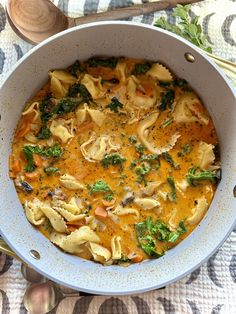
[{"xmin": 0, "ymin": 237, "xmax": 22, "ymax": 261}]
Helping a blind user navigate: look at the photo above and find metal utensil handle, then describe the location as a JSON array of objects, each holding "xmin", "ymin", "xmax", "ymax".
[
  {"xmin": 0, "ymin": 237, "xmax": 22, "ymax": 261},
  {"xmin": 73, "ymin": 0, "xmax": 202, "ymax": 25}
]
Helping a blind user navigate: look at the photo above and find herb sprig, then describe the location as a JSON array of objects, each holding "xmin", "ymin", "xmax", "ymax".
[{"xmin": 154, "ymin": 4, "xmax": 212, "ymax": 53}]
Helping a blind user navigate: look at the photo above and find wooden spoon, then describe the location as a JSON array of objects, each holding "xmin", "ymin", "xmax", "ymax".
[{"xmin": 6, "ymin": 0, "xmax": 202, "ymax": 44}]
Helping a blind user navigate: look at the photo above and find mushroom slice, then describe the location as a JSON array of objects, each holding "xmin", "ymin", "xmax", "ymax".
[
  {"xmin": 137, "ymin": 113, "xmax": 180, "ymax": 154},
  {"xmin": 112, "ymin": 205, "xmax": 139, "ymax": 218},
  {"xmin": 59, "ymin": 174, "xmax": 85, "ymax": 190},
  {"xmin": 147, "ymin": 63, "xmax": 173, "ymax": 81},
  {"xmin": 24, "ymin": 199, "xmax": 45, "ymax": 226},
  {"xmin": 87, "ymin": 242, "xmax": 111, "ymax": 263},
  {"xmin": 173, "ymin": 92, "xmax": 209, "ymax": 125},
  {"xmin": 81, "ymin": 74, "xmax": 105, "ymax": 99},
  {"xmin": 127, "ymin": 76, "xmax": 157, "ymax": 109},
  {"xmin": 111, "ymin": 236, "xmax": 122, "ymax": 259},
  {"xmin": 198, "ymin": 141, "xmax": 215, "ymax": 170},
  {"xmin": 80, "ymin": 133, "xmax": 120, "ymax": 162},
  {"xmin": 186, "ymin": 196, "xmax": 208, "ymax": 225},
  {"xmin": 134, "ymin": 197, "xmax": 160, "ymax": 210}
]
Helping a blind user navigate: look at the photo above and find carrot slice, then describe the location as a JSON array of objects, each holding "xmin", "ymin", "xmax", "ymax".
[
  {"xmin": 25, "ymin": 171, "xmax": 39, "ymax": 181},
  {"xmin": 136, "ymin": 84, "xmax": 153, "ymax": 97},
  {"xmin": 66, "ymin": 220, "xmax": 85, "ymax": 226},
  {"xmin": 67, "ymin": 225, "xmax": 78, "ymax": 232},
  {"xmin": 131, "ymin": 253, "xmax": 144, "ymax": 263},
  {"xmin": 95, "ymin": 206, "xmax": 108, "ymax": 218},
  {"xmin": 77, "ymin": 122, "xmax": 94, "ymax": 133},
  {"xmin": 33, "ymin": 154, "xmax": 43, "ymax": 167},
  {"xmin": 102, "ymin": 198, "xmax": 116, "ymax": 207},
  {"xmin": 9, "ymin": 155, "xmax": 21, "ymax": 178}
]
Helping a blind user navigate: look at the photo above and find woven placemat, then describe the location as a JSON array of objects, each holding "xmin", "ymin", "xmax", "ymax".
[{"xmin": 0, "ymin": 0, "xmax": 236, "ymax": 313}]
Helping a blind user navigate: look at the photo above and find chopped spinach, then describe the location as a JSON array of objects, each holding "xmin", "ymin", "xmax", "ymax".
[
  {"xmin": 161, "ymin": 117, "xmax": 173, "ymax": 128},
  {"xmin": 135, "ymin": 144, "xmax": 146, "ymax": 155},
  {"xmin": 103, "ymin": 194, "xmax": 114, "ymax": 201},
  {"xmin": 37, "ymin": 94, "xmax": 54, "ymax": 139},
  {"xmin": 23, "ymin": 144, "xmax": 62, "ymax": 173},
  {"xmin": 128, "ymin": 135, "xmax": 137, "ymax": 144},
  {"xmin": 162, "ymin": 152, "xmax": 179, "ymax": 169},
  {"xmin": 106, "ymin": 97, "xmax": 123, "ymax": 113},
  {"xmin": 135, "ymin": 217, "xmax": 186, "ymax": 257},
  {"xmin": 53, "ymin": 98, "xmax": 80, "ymax": 115},
  {"xmin": 159, "ymin": 89, "xmax": 175, "ymax": 111},
  {"xmin": 135, "ymin": 164, "xmax": 151, "ymax": 186},
  {"xmin": 87, "ymin": 180, "xmax": 112, "ymax": 194},
  {"xmin": 67, "ymin": 83, "xmax": 92, "ymax": 102},
  {"xmin": 132, "ymin": 62, "xmax": 152, "ymax": 75},
  {"xmin": 44, "ymin": 167, "xmax": 60, "ymax": 175},
  {"xmin": 167, "ymin": 176, "xmax": 177, "ymax": 202},
  {"xmin": 178, "ymin": 143, "xmax": 192, "ymax": 157},
  {"xmin": 186, "ymin": 167, "xmax": 220, "ymax": 186},
  {"xmin": 101, "ymin": 154, "xmax": 126, "ymax": 168},
  {"xmin": 87, "ymin": 57, "xmax": 119, "ymax": 69},
  {"xmin": 67, "ymin": 60, "xmax": 85, "ymax": 77}
]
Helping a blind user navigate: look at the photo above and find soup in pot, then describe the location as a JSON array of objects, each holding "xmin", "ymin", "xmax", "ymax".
[{"xmin": 9, "ymin": 57, "xmax": 220, "ymax": 265}]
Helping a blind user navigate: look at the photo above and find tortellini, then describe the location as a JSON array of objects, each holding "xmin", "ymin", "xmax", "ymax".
[
  {"xmin": 81, "ymin": 74, "xmax": 105, "ymax": 99},
  {"xmin": 137, "ymin": 113, "xmax": 180, "ymax": 154},
  {"xmin": 146, "ymin": 63, "xmax": 173, "ymax": 82},
  {"xmin": 87, "ymin": 242, "xmax": 111, "ymax": 263},
  {"xmin": 127, "ymin": 76, "xmax": 157, "ymax": 109},
  {"xmin": 49, "ymin": 70, "xmax": 76, "ymax": 99},
  {"xmin": 80, "ymin": 133, "xmax": 120, "ymax": 162},
  {"xmin": 59, "ymin": 174, "xmax": 85, "ymax": 190},
  {"xmin": 76, "ymin": 104, "xmax": 106, "ymax": 127},
  {"xmin": 50, "ymin": 119, "xmax": 75, "ymax": 143},
  {"xmin": 173, "ymin": 92, "xmax": 209, "ymax": 125}
]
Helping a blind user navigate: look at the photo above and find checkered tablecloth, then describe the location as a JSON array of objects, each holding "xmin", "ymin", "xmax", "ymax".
[{"xmin": 0, "ymin": 1, "xmax": 236, "ymax": 313}]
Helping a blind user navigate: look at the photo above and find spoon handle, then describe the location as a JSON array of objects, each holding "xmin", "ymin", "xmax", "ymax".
[{"xmin": 72, "ymin": 0, "xmax": 202, "ymax": 26}]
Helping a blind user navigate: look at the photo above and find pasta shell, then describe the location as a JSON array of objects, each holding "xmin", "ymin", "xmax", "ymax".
[
  {"xmin": 24, "ymin": 199, "xmax": 45, "ymax": 226},
  {"xmin": 115, "ymin": 62, "xmax": 127, "ymax": 83},
  {"xmin": 59, "ymin": 174, "xmax": 85, "ymax": 190},
  {"xmin": 80, "ymin": 133, "xmax": 120, "ymax": 162},
  {"xmin": 49, "ymin": 70, "xmax": 77, "ymax": 84},
  {"xmin": 87, "ymin": 242, "xmax": 111, "ymax": 263},
  {"xmin": 53, "ymin": 206, "xmax": 86, "ymax": 222},
  {"xmin": 173, "ymin": 92, "xmax": 209, "ymax": 125},
  {"xmin": 141, "ymin": 181, "xmax": 162, "ymax": 196},
  {"xmin": 137, "ymin": 113, "xmax": 180, "ymax": 154},
  {"xmin": 111, "ymin": 236, "xmax": 122, "ymax": 259},
  {"xmin": 38, "ymin": 202, "xmax": 68, "ymax": 233},
  {"xmin": 134, "ymin": 197, "xmax": 160, "ymax": 210},
  {"xmin": 186, "ymin": 196, "xmax": 208, "ymax": 225},
  {"xmin": 198, "ymin": 142, "xmax": 215, "ymax": 170},
  {"xmin": 76, "ymin": 104, "xmax": 106, "ymax": 127},
  {"xmin": 147, "ymin": 63, "xmax": 173, "ymax": 81},
  {"xmin": 112, "ymin": 205, "xmax": 139, "ymax": 218},
  {"xmin": 62, "ymin": 226, "xmax": 100, "ymax": 253}
]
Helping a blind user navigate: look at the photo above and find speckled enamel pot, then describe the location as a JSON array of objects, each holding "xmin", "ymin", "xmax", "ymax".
[{"xmin": 0, "ymin": 22, "xmax": 235, "ymax": 295}]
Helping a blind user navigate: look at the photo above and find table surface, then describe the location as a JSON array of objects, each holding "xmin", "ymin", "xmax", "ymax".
[{"xmin": 0, "ymin": 0, "xmax": 236, "ymax": 313}]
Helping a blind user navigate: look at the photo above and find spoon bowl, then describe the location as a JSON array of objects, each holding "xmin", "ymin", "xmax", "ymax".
[{"xmin": 23, "ymin": 281, "xmax": 80, "ymax": 314}]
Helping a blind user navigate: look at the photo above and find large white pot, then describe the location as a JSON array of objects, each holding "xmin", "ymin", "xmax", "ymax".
[{"xmin": 0, "ymin": 22, "xmax": 235, "ymax": 295}]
